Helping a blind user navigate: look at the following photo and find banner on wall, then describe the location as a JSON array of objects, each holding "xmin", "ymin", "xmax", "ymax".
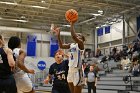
[
  {"xmin": 37, "ymin": 61, "xmax": 46, "ymax": 71},
  {"xmin": 27, "ymin": 35, "xmax": 37, "ymax": 57},
  {"xmin": 105, "ymin": 26, "xmax": 110, "ymax": 34},
  {"xmin": 50, "ymin": 35, "xmax": 59, "ymax": 57},
  {"xmin": 97, "ymin": 28, "xmax": 103, "ymax": 36}
]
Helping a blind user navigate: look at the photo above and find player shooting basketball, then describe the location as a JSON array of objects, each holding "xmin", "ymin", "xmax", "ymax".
[{"xmin": 52, "ymin": 9, "xmax": 85, "ymax": 93}]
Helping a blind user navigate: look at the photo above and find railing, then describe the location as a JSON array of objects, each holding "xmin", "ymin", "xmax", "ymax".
[{"xmin": 30, "ymin": 68, "xmax": 49, "ymax": 86}]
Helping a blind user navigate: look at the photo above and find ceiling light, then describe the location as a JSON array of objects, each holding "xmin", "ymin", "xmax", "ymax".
[
  {"xmin": 31, "ymin": 5, "xmax": 46, "ymax": 9},
  {"xmin": 91, "ymin": 13, "xmax": 102, "ymax": 16},
  {"xmin": 0, "ymin": 1, "xmax": 17, "ymax": 5},
  {"xmin": 109, "ymin": 21, "xmax": 115, "ymax": 25},
  {"xmin": 102, "ymin": 24, "xmax": 107, "ymax": 27},
  {"xmin": 0, "ymin": 1, "xmax": 47, "ymax": 9},
  {"xmin": 98, "ymin": 10, "xmax": 103, "ymax": 14},
  {"xmin": 41, "ymin": 0, "xmax": 45, "ymax": 3},
  {"xmin": 0, "ymin": 17, "xmax": 28, "ymax": 23},
  {"xmin": 21, "ymin": 16, "xmax": 26, "ymax": 19},
  {"xmin": 96, "ymin": 27, "xmax": 100, "ymax": 29},
  {"xmin": 14, "ymin": 19, "xmax": 28, "ymax": 23},
  {"xmin": 62, "ymin": 25, "xmax": 70, "ymax": 27}
]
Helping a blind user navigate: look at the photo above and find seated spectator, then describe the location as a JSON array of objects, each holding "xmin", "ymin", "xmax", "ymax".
[
  {"xmin": 131, "ymin": 57, "xmax": 138, "ymax": 64},
  {"xmin": 132, "ymin": 60, "xmax": 140, "ymax": 77},
  {"xmin": 114, "ymin": 53, "xmax": 121, "ymax": 62},
  {"xmin": 112, "ymin": 47, "xmax": 117, "ymax": 55},
  {"xmin": 123, "ymin": 45, "xmax": 128, "ymax": 52},
  {"xmin": 127, "ymin": 44, "xmax": 133, "ymax": 56},
  {"xmin": 121, "ymin": 56, "xmax": 131, "ymax": 70},
  {"xmin": 137, "ymin": 41, "xmax": 140, "ymax": 53},
  {"xmin": 95, "ymin": 48, "xmax": 102, "ymax": 57},
  {"xmin": 100, "ymin": 56, "xmax": 107, "ymax": 63},
  {"xmin": 93, "ymin": 63, "xmax": 100, "ymax": 74},
  {"xmin": 132, "ymin": 42, "xmax": 138, "ymax": 52},
  {"xmin": 133, "ymin": 51, "xmax": 139, "ymax": 58}
]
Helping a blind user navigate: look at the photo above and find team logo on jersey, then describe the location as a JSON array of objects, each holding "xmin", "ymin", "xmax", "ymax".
[
  {"xmin": 56, "ymin": 71, "xmax": 66, "ymax": 80},
  {"xmin": 70, "ymin": 53, "xmax": 74, "ymax": 60},
  {"xmin": 69, "ymin": 48, "xmax": 76, "ymax": 52},
  {"xmin": 0, "ymin": 55, "xmax": 3, "ymax": 63}
]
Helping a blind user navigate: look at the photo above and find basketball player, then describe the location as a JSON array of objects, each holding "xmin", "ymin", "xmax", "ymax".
[
  {"xmin": 0, "ymin": 35, "xmax": 17, "ymax": 93},
  {"xmin": 52, "ymin": 22, "xmax": 85, "ymax": 93},
  {"xmin": 8, "ymin": 36, "xmax": 35, "ymax": 93},
  {"xmin": 44, "ymin": 49, "xmax": 71, "ymax": 93}
]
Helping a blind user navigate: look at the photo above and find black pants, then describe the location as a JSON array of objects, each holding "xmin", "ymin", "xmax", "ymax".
[
  {"xmin": 133, "ymin": 70, "xmax": 139, "ymax": 76},
  {"xmin": 0, "ymin": 75, "xmax": 17, "ymax": 93},
  {"xmin": 52, "ymin": 84, "xmax": 71, "ymax": 93},
  {"xmin": 87, "ymin": 82, "xmax": 96, "ymax": 93}
]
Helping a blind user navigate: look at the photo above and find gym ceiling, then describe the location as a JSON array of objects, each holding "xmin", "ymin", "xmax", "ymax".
[{"xmin": 0, "ymin": 0, "xmax": 140, "ymax": 32}]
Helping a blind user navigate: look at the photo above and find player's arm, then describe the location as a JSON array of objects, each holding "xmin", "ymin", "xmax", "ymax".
[
  {"xmin": 6, "ymin": 48, "xmax": 15, "ymax": 71},
  {"xmin": 44, "ymin": 64, "xmax": 54, "ymax": 84},
  {"xmin": 44, "ymin": 74, "xmax": 52, "ymax": 84},
  {"xmin": 95, "ymin": 77, "xmax": 97, "ymax": 86},
  {"xmin": 94, "ymin": 73, "xmax": 98, "ymax": 86},
  {"xmin": 53, "ymin": 27, "xmax": 70, "ymax": 49},
  {"xmin": 84, "ymin": 73, "xmax": 88, "ymax": 86},
  {"xmin": 17, "ymin": 50, "xmax": 34, "ymax": 74},
  {"xmin": 70, "ymin": 23, "xmax": 84, "ymax": 50}
]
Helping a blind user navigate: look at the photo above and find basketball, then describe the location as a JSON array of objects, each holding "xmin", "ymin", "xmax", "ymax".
[{"xmin": 65, "ymin": 9, "xmax": 78, "ymax": 23}]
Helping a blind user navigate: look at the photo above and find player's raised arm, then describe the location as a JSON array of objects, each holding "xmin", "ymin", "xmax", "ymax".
[{"xmin": 52, "ymin": 25, "xmax": 70, "ymax": 49}]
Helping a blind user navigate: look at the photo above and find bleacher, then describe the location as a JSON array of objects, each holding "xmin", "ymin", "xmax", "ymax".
[{"xmin": 96, "ymin": 69, "xmax": 140, "ymax": 93}]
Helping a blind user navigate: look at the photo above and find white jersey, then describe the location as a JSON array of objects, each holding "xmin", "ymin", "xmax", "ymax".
[
  {"xmin": 13, "ymin": 48, "xmax": 22, "ymax": 74},
  {"xmin": 13, "ymin": 48, "xmax": 33, "ymax": 92},
  {"xmin": 13, "ymin": 48, "xmax": 20, "ymax": 58},
  {"xmin": 68, "ymin": 43, "xmax": 84, "ymax": 68}
]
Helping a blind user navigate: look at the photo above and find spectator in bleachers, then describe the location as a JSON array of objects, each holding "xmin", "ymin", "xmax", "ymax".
[
  {"xmin": 131, "ymin": 57, "xmax": 138, "ymax": 66},
  {"xmin": 93, "ymin": 63, "xmax": 100, "ymax": 74},
  {"xmin": 123, "ymin": 45, "xmax": 128, "ymax": 52},
  {"xmin": 120, "ymin": 56, "xmax": 131, "ymax": 70},
  {"xmin": 100, "ymin": 56, "xmax": 107, "ymax": 63},
  {"xmin": 112, "ymin": 47, "xmax": 117, "ymax": 55},
  {"xmin": 122, "ymin": 45, "xmax": 128, "ymax": 57},
  {"xmin": 132, "ymin": 42, "xmax": 138, "ymax": 52},
  {"xmin": 119, "ymin": 49, "xmax": 123, "ymax": 56},
  {"xmin": 132, "ymin": 51, "xmax": 139, "ymax": 59},
  {"xmin": 137, "ymin": 41, "xmax": 140, "ymax": 53},
  {"xmin": 114, "ymin": 52, "xmax": 121, "ymax": 62},
  {"xmin": 127, "ymin": 44, "xmax": 133, "ymax": 60},
  {"xmin": 111, "ymin": 47, "xmax": 122, "ymax": 62},
  {"xmin": 95, "ymin": 48, "xmax": 101, "ymax": 57},
  {"xmin": 131, "ymin": 58, "xmax": 140, "ymax": 77}
]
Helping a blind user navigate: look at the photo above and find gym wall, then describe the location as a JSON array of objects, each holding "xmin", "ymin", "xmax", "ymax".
[{"xmin": 96, "ymin": 17, "xmax": 137, "ymax": 55}]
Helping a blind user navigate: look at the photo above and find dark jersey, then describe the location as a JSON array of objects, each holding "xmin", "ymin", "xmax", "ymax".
[
  {"xmin": 49, "ymin": 60, "xmax": 69, "ymax": 86},
  {"xmin": 0, "ymin": 48, "xmax": 12, "ymax": 78}
]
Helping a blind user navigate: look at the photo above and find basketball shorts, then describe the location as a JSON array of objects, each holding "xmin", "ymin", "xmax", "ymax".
[
  {"xmin": 67, "ymin": 67, "xmax": 84, "ymax": 86},
  {"xmin": 0, "ymin": 75, "xmax": 17, "ymax": 93},
  {"xmin": 14, "ymin": 71, "xmax": 33, "ymax": 93}
]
